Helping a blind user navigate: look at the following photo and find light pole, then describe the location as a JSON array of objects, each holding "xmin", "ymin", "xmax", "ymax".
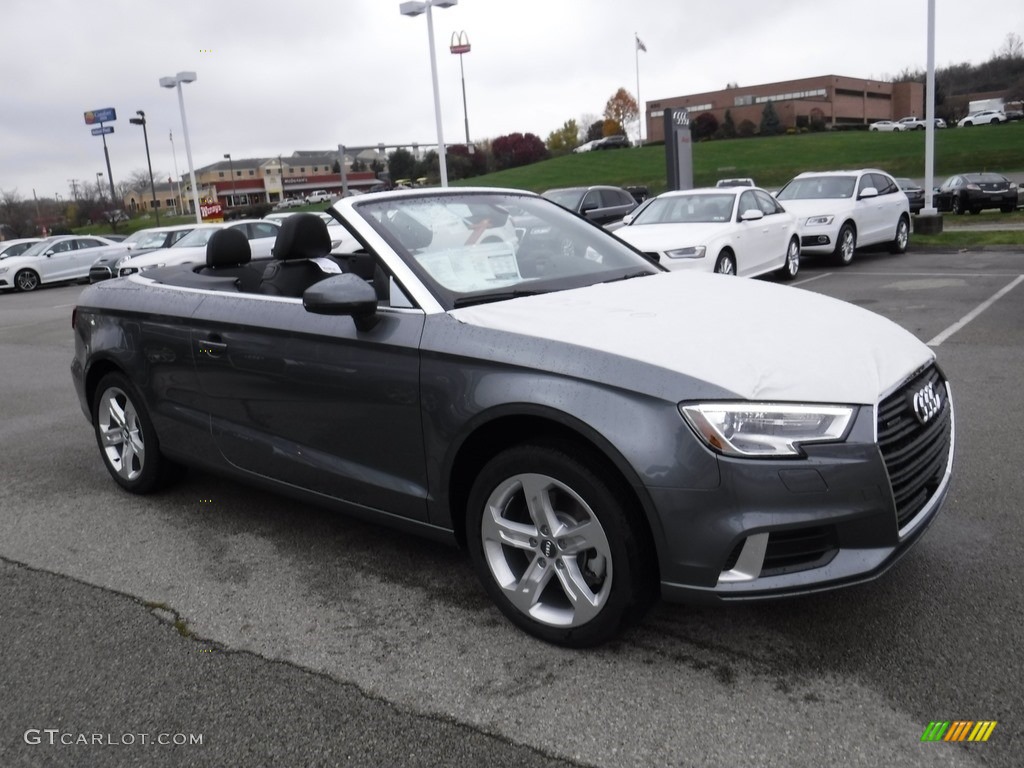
[
  {"xmin": 450, "ymin": 31, "xmax": 471, "ymax": 145},
  {"xmin": 399, "ymin": 0, "xmax": 457, "ymax": 187},
  {"xmin": 96, "ymin": 172, "xmax": 105, "ymax": 205},
  {"xmin": 129, "ymin": 110, "xmax": 160, "ymax": 225},
  {"xmin": 159, "ymin": 71, "xmax": 202, "ymax": 224},
  {"xmin": 223, "ymin": 153, "xmax": 237, "ymax": 208}
]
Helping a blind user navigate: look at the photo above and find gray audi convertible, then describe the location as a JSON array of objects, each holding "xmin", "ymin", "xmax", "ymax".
[{"xmin": 71, "ymin": 189, "xmax": 954, "ymax": 646}]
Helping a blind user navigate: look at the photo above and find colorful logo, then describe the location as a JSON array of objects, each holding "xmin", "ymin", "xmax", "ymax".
[{"xmin": 921, "ymin": 721, "xmax": 997, "ymax": 742}]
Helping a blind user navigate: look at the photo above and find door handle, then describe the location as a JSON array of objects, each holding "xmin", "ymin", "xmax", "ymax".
[{"xmin": 197, "ymin": 336, "xmax": 227, "ymax": 359}]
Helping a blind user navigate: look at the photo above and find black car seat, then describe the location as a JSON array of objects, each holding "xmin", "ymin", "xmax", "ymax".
[
  {"xmin": 258, "ymin": 213, "xmax": 337, "ymax": 297},
  {"xmin": 199, "ymin": 228, "xmax": 261, "ymax": 291}
]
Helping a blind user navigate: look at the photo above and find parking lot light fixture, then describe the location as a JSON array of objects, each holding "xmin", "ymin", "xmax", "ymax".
[
  {"xmin": 224, "ymin": 153, "xmax": 237, "ymax": 208},
  {"xmin": 129, "ymin": 110, "xmax": 160, "ymax": 225},
  {"xmin": 160, "ymin": 71, "xmax": 202, "ymax": 224},
  {"xmin": 399, "ymin": 0, "xmax": 458, "ymax": 187},
  {"xmin": 96, "ymin": 172, "xmax": 105, "ymax": 205}
]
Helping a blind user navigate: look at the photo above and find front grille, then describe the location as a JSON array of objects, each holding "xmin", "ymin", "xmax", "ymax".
[{"xmin": 877, "ymin": 365, "xmax": 952, "ymax": 530}]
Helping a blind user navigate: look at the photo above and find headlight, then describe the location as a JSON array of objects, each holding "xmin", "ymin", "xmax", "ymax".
[
  {"xmin": 680, "ymin": 402, "xmax": 855, "ymax": 457},
  {"xmin": 664, "ymin": 246, "xmax": 706, "ymax": 259},
  {"xmin": 805, "ymin": 216, "xmax": 834, "ymax": 226},
  {"xmin": 119, "ymin": 267, "xmax": 140, "ymax": 276}
]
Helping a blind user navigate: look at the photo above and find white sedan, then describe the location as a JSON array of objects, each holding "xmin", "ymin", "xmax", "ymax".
[
  {"xmin": 775, "ymin": 169, "xmax": 910, "ymax": 266},
  {"xmin": 869, "ymin": 120, "xmax": 903, "ymax": 132},
  {"xmin": 614, "ymin": 187, "xmax": 801, "ymax": 279},
  {"xmin": 117, "ymin": 220, "xmax": 281, "ymax": 277},
  {"xmin": 0, "ymin": 235, "xmax": 127, "ymax": 292}
]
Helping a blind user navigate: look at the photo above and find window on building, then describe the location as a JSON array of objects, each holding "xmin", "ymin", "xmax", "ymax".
[{"xmin": 218, "ymin": 172, "xmax": 225, "ymax": 178}]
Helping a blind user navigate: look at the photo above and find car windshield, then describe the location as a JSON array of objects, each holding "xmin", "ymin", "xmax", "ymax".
[
  {"xmin": 171, "ymin": 227, "xmax": 221, "ymax": 248},
  {"xmin": 777, "ymin": 176, "xmax": 857, "ymax": 200},
  {"xmin": 354, "ymin": 192, "xmax": 660, "ymax": 309},
  {"xmin": 541, "ymin": 189, "xmax": 585, "ymax": 210},
  {"xmin": 128, "ymin": 230, "xmax": 173, "ymax": 249},
  {"xmin": 630, "ymin": 193, "xmax": 736, "ymax": 225}
]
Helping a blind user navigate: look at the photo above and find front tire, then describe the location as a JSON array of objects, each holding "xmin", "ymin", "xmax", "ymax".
[
  {"xmin": 832, "ymin": 223, "xmax": 856, "ymax": 266},
  {"xmin": 889, "ymin": 216, "xmax": 910, "ymax": 254},
  {"xmin": 714, "ymin": 251, "xmax": 736, "ymax": 275},
  {"xmin": 466, "ymin": 442, "xmax": 655, "ymax": 647},
  {"xmin": 14, "ymin": 269, "xmax": 40, "ymax": 292},
  {"xmin": 92, "ymin": 372, "xmax": 182, "ymax": 494},
  {"xmin": 952, "ymin": 196, "xmax": 964, "ymax": 215},
  {"xmin": 777, "ymin": 236, "xmax": 800, "ymax": 280}
]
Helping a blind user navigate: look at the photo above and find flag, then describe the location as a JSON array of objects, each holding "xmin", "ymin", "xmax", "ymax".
[{"xmin": 636, "ymin": 35, "xmax": 647, "ymax": 53}]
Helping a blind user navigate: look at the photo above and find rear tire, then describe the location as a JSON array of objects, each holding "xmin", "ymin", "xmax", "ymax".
[
  {"xmin": 466, "ymin": 442, "xmax": 655, "ymax": 647},
  {"xmin": 889, "ymin": 216, "xmax": 910, "ymax": 254},
  {"xmin": 777, "ymin": 237, "xmax": 800, "ymax": 280},
  {"xmin": 92, "ymin": 372, "xmax": 183, "ymax": 494},
  {"xmin": 831, "ymin": 223, "xmax": 856, "ymax": 266}
]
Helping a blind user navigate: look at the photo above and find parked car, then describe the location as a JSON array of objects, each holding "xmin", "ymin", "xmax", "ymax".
[
  {"xmin": 932, "ymin": 173, "xmax": 1019, "ymax": 215},
  {"xmin": 869, "ymin": 120, "xmax": 903, "ymax": 132},
  {"xmin": 89, "ymin": 225, "xmax": 197, "ymax": 283},
  {"xmin": 541, "ymin": 185, "xmax": 638, "ymax": 226},
  {"xmin": 273, "ymin": 197, "xmax": 305, "ymax": 210},
  {"xmin": 957, "ymin": 110, "xmax": 1006, "ymax": 127},
  {"xmin": 0, "ymin": 236, "xmax": 127, "ymax": 292},
  {"xmin": 71, "ymin": 189, "xmax": 954, "ymax": 647},
  {"xmin": 305, "ymin": 190, "xmax": 333, "ymax": 204},
  {"xmin": 0, "ymin": 238, "xmax": 43, "ymax": 259},
  {"xmin": 572, "ymin": 140, "xmax": 600, "ymax": 153},
  {"xmin": 775, "ymin": 169, "xmax": 911, "ymax": 265},
  {"xmin": 897, "ymin": 116, "xmax": 928, "ymax": 130},
  {"xmin": 614, "ymin": 187, "xmax": 800, "ymax": 279},
  {"xmin": 116, "ymin": 220, "xmax": 281, "ymax": 277},
  {"xmin": 715, "ymin": 178, "xmax": 755, "ymax": 188},
  {"xmin": 594, "ymin": 134, "xmax": 630, "ymax": 150},
  {"xmin": 894, "ymin": 177, "xmax": 925, "ymax": 215},
  {"xmin": 933, "ymin": 118, "xmax": 948, "ymax": 129}
]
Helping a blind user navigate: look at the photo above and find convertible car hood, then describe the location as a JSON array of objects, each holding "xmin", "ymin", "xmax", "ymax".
[
  {"xmin": 616, "ymin": 222, "xmax": 727, "ymax": 250},
  {"xmin": 449, "ymin": 271, "xmax": 931, "ymax": 405}
]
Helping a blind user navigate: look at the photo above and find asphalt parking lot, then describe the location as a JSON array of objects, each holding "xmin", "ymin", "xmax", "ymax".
[{"xmin": 1, "ymin": 244, "xmax": 1021, "ymax": 767}]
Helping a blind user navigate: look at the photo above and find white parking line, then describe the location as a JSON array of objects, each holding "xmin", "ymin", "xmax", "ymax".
[
  {"xmin": 792, "ymin": 272, "xmax": 833, "ymax": 286},
  {"xmin": 927, "ymin": 274, "xmax": 1024, "ymax": 347}
]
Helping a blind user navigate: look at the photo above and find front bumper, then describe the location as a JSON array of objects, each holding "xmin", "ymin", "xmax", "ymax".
[
  {"xmin": 799, "ymin": 231, "xmax": 836, "ymax": 254},
  {"xmin": 653, "ymin": 370, "xmax": 954, "ymax": 603}
]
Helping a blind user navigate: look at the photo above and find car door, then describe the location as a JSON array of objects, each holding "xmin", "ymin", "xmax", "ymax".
[
  {"xmin": 188, "ymin": 283, "xmax": 429, "ymax": 521},
  {"xmin": 237, "ymin": 221, "xmax": 280, "ymax": 258},
  {"xmin": 734, "ymin": 190, "xmax": 772, "ymax": 273},
  {"xmin": 871, "ymin": 173, "xmax": 905, "ymax": 240},
  {"xmin": 753, "ymin": 190, "xmax": 792, "ymax": 270},
  {"xmin": 855, "ymin": 174, "xmax": 888, "ymax": 244},
  {"xmin": 38, "ymin": 239, "xmax": 78, "ymax": 281},
  {"xmin": 72, "ymin": 239, "xmax": 116, "ymax": 279}
]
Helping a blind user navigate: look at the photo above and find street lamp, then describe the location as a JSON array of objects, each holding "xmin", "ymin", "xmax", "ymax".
[
  {"xmin": 159, "ymin": 71, "xmax": 202, "ymax": 224},
  {"xmin": 450, "ymin": 31, "xmax": 471, "ymax": 145},
  {"xmin": 129, "ymin": 110, "xmax": 160, "ymax": 225},
  {"xmin": 399, "ymin": 0, "xmax": 458, "ymax": 187},
  {"xmin": 223, "ymin": 153, "xmax": 237, "ymax": 208}
]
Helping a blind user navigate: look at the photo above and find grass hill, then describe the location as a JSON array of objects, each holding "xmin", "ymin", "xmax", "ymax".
[{"xmin": 455, "ymin": 122, "xmax": 1024, "ymax": 194}]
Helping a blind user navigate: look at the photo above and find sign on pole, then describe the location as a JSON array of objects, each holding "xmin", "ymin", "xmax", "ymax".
[
  {"xmin": 90, "ymin": 126, "xmax": 114, "ymax": 136},
  {"xmin": 664, "ymin": 108, "xmax": 693, "ymax": 191},
  {"xmin": 84, "ymin": 108, "xmax": 117, "ymax": 125}
]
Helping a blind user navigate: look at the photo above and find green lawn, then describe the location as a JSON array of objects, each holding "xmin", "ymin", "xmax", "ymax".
[{"xmin": 456, "ymin": 121, "xmax": 1024, "ymax": 194}]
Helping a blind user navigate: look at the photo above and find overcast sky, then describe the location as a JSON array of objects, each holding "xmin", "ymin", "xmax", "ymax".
[{"xmin": 2, "ymin": 0, "xmax": 1022, "ymax": 201}]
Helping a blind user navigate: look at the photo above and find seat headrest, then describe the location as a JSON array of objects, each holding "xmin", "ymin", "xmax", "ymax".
[
  {"xmin": 206, "ymin": 227, "xmax": 251, "ymax": 268},
  {"xmin": 273, "ymin": 213, "xmax": 332, "ymax": 261}
]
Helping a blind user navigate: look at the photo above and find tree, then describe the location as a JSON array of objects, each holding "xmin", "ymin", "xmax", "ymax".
[
  {"xmin": 585, "ymin": 120, "xmax": 605, "ymax": 142},
  {"xmin": 604, "ymin": 88, "xmax": 639, "ymax": 136},
  {"xmin": 601, "ymin": 118, "xmax": 624, "ymax": 137},
  {"xmin": 759, "ymin": 101, "xmax": 784, "ymax": 136},
  {"xmin": 737, "ymin": 119, "xmax": 757, "ymax": 138},
  {"xmin": 387, "ymin": 148, "xmax": 416, "ymax": 182},
  {"xmin": 491, "ymin": 133, "xmax": 548, "ymax": 170},
  {"xmin": 720, "ymin": 109, "xmax": 736, "ymax": 139},
  {"xmin": 546, "ymin": 119, "xmax": 581, "ymax": 154},
  {"xmin": 998, "ymin": 32, "xmax": 1023, "ymax": 60},
  {"xmin": 691, "ymin": 112, "xmax": 719, "ymax": 141}
]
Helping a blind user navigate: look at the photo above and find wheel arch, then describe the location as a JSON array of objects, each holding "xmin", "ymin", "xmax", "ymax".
[
  {"xmin": 444, "ymin": 407, "xmax": 661, "ymax": 570},
  {"xmin": 83, "ymin": 356, "xmax": 127, "ymax": 414}
]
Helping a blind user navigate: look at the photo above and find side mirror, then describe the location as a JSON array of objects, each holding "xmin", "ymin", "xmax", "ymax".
[
  {"xmin": 303, "ymin": 273, "xmax": 379, "ymax": 331},
  {"xmin": 859, "ymin": 187, "xmax": 879, "ymax": 199},
  {"xmin": 580, "ymin": 201, "xmax": 598, "ymax": 214},
  {"xmin": 740, "ymin": 209, "xmax": 764, "ymax": 222}
]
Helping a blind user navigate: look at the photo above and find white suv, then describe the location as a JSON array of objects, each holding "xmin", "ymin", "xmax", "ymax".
[
  {"xmin": 957, "ymin": 110, "xmax": 1006, "ymax": 127},
  {"xmin": 775, "ymin": 169, "xmax": 910, "ymax": 265}
]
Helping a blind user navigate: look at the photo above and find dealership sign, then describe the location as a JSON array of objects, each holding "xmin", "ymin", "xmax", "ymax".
[
  {"xmin": 90, "ymin": 126, "xmax": 114, "ymax": 136},
  {"xmin": 84, "ymin": 108, "xmax": 117, "ymax": 124}
]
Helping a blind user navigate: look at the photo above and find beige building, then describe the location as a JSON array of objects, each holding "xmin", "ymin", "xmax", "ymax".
[{"xmin": 646, "ymin": 75, "xmax": 924, "ymax": 142}]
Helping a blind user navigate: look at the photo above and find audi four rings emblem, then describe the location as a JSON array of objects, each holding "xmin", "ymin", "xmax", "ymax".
[
  {"xmin": 912, "ymin": 382, "xmax": 943, "ymax": 424},
  {"xmin": 673, "ymin": 110, "xmax": 690, "ymax": 127}
]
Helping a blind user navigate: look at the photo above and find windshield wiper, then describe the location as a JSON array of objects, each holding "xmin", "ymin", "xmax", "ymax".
[
  {"xmin": 601, "ymin": 270, "xmax": 656, "ymax": 283},
  {"xmin": 453, "ymin": 289, "xmax": 546, "ymax": 308}
]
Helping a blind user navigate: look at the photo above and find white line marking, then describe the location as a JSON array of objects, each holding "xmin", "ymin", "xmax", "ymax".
[
  {"xmin": 792, "ymin": 272, "xmax": 833, "ymax": 286},
  {"xmin": 927, "ymin": 274, "xmax": 1024, "ymax": 347}
]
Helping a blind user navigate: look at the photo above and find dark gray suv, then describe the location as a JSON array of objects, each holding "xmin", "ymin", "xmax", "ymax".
[{"xmin": 542, "ymin": 185, "xmax": 638, "ymax": 226}]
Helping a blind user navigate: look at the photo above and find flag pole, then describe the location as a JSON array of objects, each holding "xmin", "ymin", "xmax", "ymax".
[{"xmin": 635, "ymin": 33, "xmax": 645, "ymax": 145}]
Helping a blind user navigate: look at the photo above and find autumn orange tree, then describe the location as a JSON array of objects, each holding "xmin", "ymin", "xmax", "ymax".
[{"xmin": 603, "ymin": 88, "xmax": 639, "ymax": 136}]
